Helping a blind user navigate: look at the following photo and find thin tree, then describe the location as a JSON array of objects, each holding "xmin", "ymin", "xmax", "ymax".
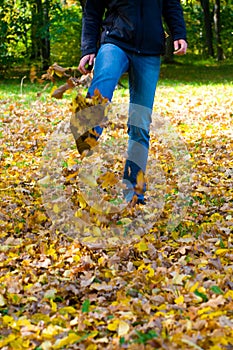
[
  {"xmin": 30, "ymin": 0, "xmax": 50, "ymax": 70},
  {"xmin": 213, "ymin": 0, "xmax": 224, "ymax": 60},
  {"xmin": 200, "ymin": 0, "xmax": 214, "ymax": 57}
]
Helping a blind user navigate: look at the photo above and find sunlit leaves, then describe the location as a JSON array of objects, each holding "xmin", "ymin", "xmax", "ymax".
[{"xmin": 0, "ymin": 78, "xmax": 232, "ymax": 349}]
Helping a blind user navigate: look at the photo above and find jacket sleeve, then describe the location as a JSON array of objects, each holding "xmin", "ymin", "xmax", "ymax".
[
  {"xmin": 81, "ymin": 0, "xmax": 106, "ymax": 58},
  {"xmin": 162, "ymin": 0, "xmax": 187, "ymax": 41}
]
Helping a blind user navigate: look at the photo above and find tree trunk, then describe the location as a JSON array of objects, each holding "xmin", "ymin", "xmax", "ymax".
[
  {"xmin": 30, "ymin": 0, "xmax": 50, "ymax": 70},
  {"xmin": 41, "ymin": 0, "xmax": 51, "ymax": 70},
  {"xmin": 30, "ymin": 1, "xmax": 41, "ymax": 60},
  {"xmin": 213, "ymin": 0, "xmax": 224, "ymax": 60},
  {"xmin": 200, "ymin": 0, "xmax": 214, "ymax": 57},
  {"xmin": 79, "ymin": 0, "xmax": 86, "ymax": 12},
  {"xmin": 164, "ymin": 33, "xmax": 175, "ymax": 63}
]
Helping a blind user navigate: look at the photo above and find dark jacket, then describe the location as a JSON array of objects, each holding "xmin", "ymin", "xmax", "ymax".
[{"xmin": 81, "ymin": 0, "xmax": 187, "ymax": 58}]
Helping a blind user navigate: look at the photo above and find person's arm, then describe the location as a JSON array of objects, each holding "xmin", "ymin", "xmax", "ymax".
[
  {"xmin": 78, "ymin": 53, "xmax": 95, "ymax": 75},
  {"xmin": 78, "ymin": 0, "xmax": 105, "ymax": 74},
  {"xmin": 163, "ymin": 0, "xmax": 187, "ymax": 54},
  {"xmin": 81, "ymin": 0, "xmax": 105, "ymax": 58},
  {"xmin": 173, "ymin": 39, "xmax": 187, "ymax": 55}
]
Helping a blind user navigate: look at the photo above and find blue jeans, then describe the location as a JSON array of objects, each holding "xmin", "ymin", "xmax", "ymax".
[{"xmin": 88, "ymin": 44, "xmax": 161, "ymax": 202}]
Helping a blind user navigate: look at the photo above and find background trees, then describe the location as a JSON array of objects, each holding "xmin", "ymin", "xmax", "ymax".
[
  {"xmin": 0, "ymin": 0, "xmax": 232, "ymax": 76},
  {"xmin": 183, "ymin": 0, "xmax": 232, "ymax": 59},
  {"xmin": 0, "ymin": 0, "xmax": 82, "ymax": 73}
]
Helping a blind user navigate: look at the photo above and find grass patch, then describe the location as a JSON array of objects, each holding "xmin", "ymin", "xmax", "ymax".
[
  {"xmin": 159, "ymin": 55, "xmax": 233, "ymax": 85},
  {"xmin": 0, "ymin": 57, "xmax": 232, "ymax": 106}
]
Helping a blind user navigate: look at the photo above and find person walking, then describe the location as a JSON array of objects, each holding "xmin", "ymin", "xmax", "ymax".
[{"xmin": 75, "ymin": 0, "xmax": 187, "ymax": 205}]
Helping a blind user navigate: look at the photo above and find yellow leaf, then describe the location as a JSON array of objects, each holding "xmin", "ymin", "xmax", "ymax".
[
  {"xmin": 190, "ymin": 281, "xmax": 199, "ymax": 293},
  {"xmin": 66, "ymin": 170, "xmax": 79, "ymax": 181},
  {"xmin": 22, "ymin": 339, "xmax": 30, "ymax": 348},
  {"xmin": 15, "ymin": 318, "xmax": 32, "ymax": 327},
  {"xmin": 55, "ymin": 71, "xmax": 64, "ymax": 78},
  {"xmin": 197, "ymin": 307, "xmax": 212, "ymax": 315},
  {"xmin": 210, "ymin": 213, "xmax": 223, "ymax": 222},
  {"xmin": 97, "ymin": 172, "xmax": 118, "ymax": 188},
  {"xmin": 182, "ymin": 338, "xmax": 204, "ymax": 350},
  {"xmin": 35, "ymin": 211, "xmax": 47, "ymax": 223},
  {"xmin": 175, "ymin": 295, "xmax": 184, "ymax": 304},
  {"xmin": 98, "ymin": 257, "xmax": 105, "ymax": 265},
  {"xmin": 0, "ymin": 334, "xmax": 16, "ymax": 347},
  {"xmin": 86, "ymin": 345, "xmax": 98, "ymax": 350},
  {"xmin": 0, "ymin": 294, "xmax": 6, "ymax": 306},
  {"xmin": 88, "ymin": 331, "xmax": 98, "ymax": 339},
  {"xmin": 3, "ymin": 315, "xmax": 14, "ymax": 325},
  {"xmin": 42, "ymin": 324, "xmax": 63, "ymax": 339},
  {"xmin": 53, "ymin": 204, "xmax": 61, "ymax": 214},
  {"xmin": 118, "ymin": 320, "xmax": 130, "ymax": 337},
  {"xmin": 200, "ymin": 310, "xmax": 227, "ymax": 320},
  {"xmin": 82, "ymin": 236, "xmax": 99, "ymax": 243},
  {"xmin": 215, "ymin": 248, "xmax": 228, "ymax": 256},
  {"xmin": 92, "ymin": 226, "xmax": 101, "ymax": 237},
  {"xmin": 107, "ymin": 319, "xmax": 119, "ymax": 331},
  {"xmin": 50, "ymin": 299, "xmax": 57, "ymax": 312},
  {"xmin": 31, "ymin": 313, "xmax": 51, "ymax": 324},
  {"xmin": 79, "ymin": 173, "xmax": 98, "ymax": 187},
  {"xmin": 10, "ymin": 338, "xmax": 30, "ymax": 350},
  {"xmin": 155, "ymin": 311, "xmax": 166, "ymax": 316},
  {"xmin": 8, "ymin": 340, "xmax": 22, "ymax": 350},
  {"xmin": 135, "ymin": 240, "xmax": 148, "ymax": 252},
  {"xmin": 135, "ymin": 170, "xmax": 145, "ymax": 193},
  {"xmin": 24, "ymin": 283, "xmax": 34, "ymax": 291},
  {"xmin": 40, "ymin": 341, "xmax": 52, "ymax": 350},
  {"xmin": 224, "ymin": 290, "xmax": 233, "ymax": 299},
  {"xmin": 77, "ymin": 195, "xmax": 87, "ymax": 209},
  {"xmin": 59, "ymin": 306, "xmax": 77, "ymax": 315},
  {"xmin": 47, "ymin": 245, "xmax": 57, "ymax": 259},
  {"xmin": 138, "ymin": 263, "xmax": 146, "ymax": 271},
  {"xmin": 146, "ymin": 265, "xmax": 155, "ymax": 278},
  {"xmin": 120, "ymin": 218, "xmax": 132, "ymax": 225},
  {"xmin": 53, "ymin": 333, "xmax": 81, "ymax": 349},
  {"xmin": 50, "ymin": 85, "xmax": 58, "ymax": 97},
  {"xmin": 105, "ymin": 271, "xmax": 113, "ymax": 278},
  {"xmin": 209, "ymin": 346, "xmax": 222, "ymax": 350}
]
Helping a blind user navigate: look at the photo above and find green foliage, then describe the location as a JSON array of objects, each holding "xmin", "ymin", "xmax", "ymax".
[
  {"xmin": 134, "ymin": 330, "xmax": 158, "ymax": 344},
  {"xmin": 220, "ymin": 4, "xmax": 233, "ymax": 57},
  {"xmin": 0, "ymin": 1, "xmax": 82, "ymax": 75},
  {"xmin": 182, "ymin": 2, "xmax": 204, "ymax": 55},
  {"xmin": 182, "ymin": 0, "xmax": 233, "ymax": 59},
  {"xmin": 81, "ymin": 299, "xmax": 90, "ymax": 313},
  {"xmin": 50, "ymin": 4, "xmax": 82, "ymax": 67},
  {"xmin": 0, "ymin": 0, "xmax": 31, "ymax": 70}
]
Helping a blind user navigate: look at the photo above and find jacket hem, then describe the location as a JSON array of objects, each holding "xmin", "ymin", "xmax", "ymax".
[{"xmin": 101, "ymin": 38, "xmax": 164, "ymax": 56}]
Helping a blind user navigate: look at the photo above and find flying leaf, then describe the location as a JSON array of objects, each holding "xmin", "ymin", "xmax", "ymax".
[{"xmin": 135, "ymin": 170, "xmax": 145, "ymax": 194}]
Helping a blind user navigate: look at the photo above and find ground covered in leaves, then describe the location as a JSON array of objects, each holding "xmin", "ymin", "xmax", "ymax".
[{"xmin": 0, "ymin": 66, "xmax": 233, "ymax": 350}]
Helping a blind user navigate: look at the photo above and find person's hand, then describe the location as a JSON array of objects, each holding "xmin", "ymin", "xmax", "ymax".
[
  {"xmin": 78, "ymin": 54, "xmax": 95, "ymax": 74},
  {"xmin": 173, "ymin": 39, "xmax": 187, "ymax": 55}
]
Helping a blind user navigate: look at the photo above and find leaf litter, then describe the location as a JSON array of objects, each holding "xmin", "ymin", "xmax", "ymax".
[{"xmin": 0, "ymin": 68, "xmax": 232, "ymax": 349}]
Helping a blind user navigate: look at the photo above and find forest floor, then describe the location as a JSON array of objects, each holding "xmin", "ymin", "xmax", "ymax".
[{"xmin": 0, "ymin": 58, "xmax": 233, "ymax": 349}]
